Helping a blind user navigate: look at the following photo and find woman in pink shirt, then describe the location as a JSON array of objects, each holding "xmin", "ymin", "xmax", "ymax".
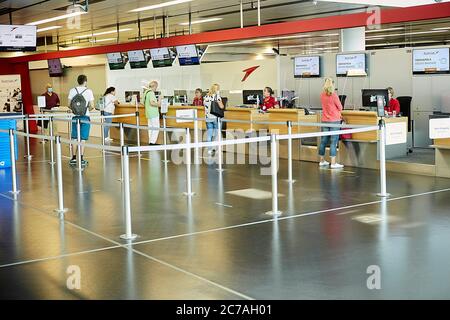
[{"xmin": 318, "ymin": 78, "xmax": 344, "ymax": 169}]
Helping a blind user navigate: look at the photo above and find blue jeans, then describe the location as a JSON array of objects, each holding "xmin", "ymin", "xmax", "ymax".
[
  {"xmin": 318, "ymin": 121, "xmax": 341, "ymax": 158},
  {"xmin": 206, "ymin": 119, "xmax": 218, "ymax": 150},
  {"xmin": 103, "ymin": 112, "xmax": 112, "ymax": 138}
]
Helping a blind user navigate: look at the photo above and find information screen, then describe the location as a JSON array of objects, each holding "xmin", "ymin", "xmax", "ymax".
[
  {"xmin": 48, "ymin": 59, "xmax": 63, "ymax": 77},
  {"xmin": 336, "ymin": 53, "xmax": 367, "ymax": 76},
  {"xmin": 107, "ymin": 52, "xmax": 126, "ymax": 70},
  {"xmin": 294, "ymin": 56, "xmax": 320, "ymax": 78},
  {"xmin": 150, "ymin": 47, "xmax": 173, "ymax": 68},
  {"xmin": 128, "ymin": 50, "xmax": 149, "ymax": 69},
  {"xmin": 0, "ymin": 25, "xmax": 36, "ymax": 51},
  {"xmin": 413, "ymin": 48, "xmax": 450, "ymax": 74},
  {"xmin": 176, "ymin": 45, "xmax": 200, "ymax": 66}
]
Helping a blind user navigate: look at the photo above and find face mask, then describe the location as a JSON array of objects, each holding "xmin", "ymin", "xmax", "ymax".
[{"xmin": 48, "ymin": 88, "xmax": 53, "ymax": 93}]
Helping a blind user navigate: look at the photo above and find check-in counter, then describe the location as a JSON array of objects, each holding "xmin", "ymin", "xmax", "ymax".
[
  {"xmin": 224, "ymin": 107, "xmax": 269, "ymax": 131},
  {"xmin": 165, "ymin": 105, "xmax": 205, "ymax": 130},
  {"xmin": 433, "ymin": 138, "xmax": 450, "ymax": 178}
]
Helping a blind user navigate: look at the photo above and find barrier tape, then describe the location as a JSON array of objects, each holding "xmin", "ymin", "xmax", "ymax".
[
  {"xmin": 277, "ymin": 125, "xmax": 379, "ymax": 141},
  {"xmin": 163, "ymin": 115, "xmax": 216, "ymax": 122},
  {"xmin": 59, "ymin": 137, "xmax": 122, "ymax": 152},
  {"xmin": 124, "ymin": 123, "xmax": 186, "ymax": 132}
]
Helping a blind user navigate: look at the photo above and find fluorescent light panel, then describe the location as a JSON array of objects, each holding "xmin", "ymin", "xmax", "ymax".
[
  {"xmin": 37, "ymin": 26, "xmax": 62, "ymax": 33},
  {"xmin": 26, "ymin": 11, "xmax": 87, "ymax": 26},
  {"xmin": 366, "ymin": 27, "xmax": 404, "ymax": 33},
  {"xmin": 179, "ymin": 18, "xmax": 222, "ymax": 26},
  {"xmin": 130, "ymin": 0, "xmax": 193, "ymax": 13},
  {"xmin": 75, "ymin": 28, "xmax": 132, "ymax": 39}
]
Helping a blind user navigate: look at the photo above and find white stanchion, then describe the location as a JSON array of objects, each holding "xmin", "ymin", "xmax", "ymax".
[
  {"xmin": 162, "ymin": 116, "xmax": 170, "ymax": 163},
  {"xmin": 9, "ymin": 129, "xmax": 20, "ymax": 195},
  {"xmin": 119, "ymin": 122, "xmax": 125, "ymax": 181},
  {"xmin": 76, "ymin": 119, "xmax": 83, "ymax": 172},
  {"xmin": 54, "ymin": 136, "xmax": 68, "ymax": 217},
  {"xmin": 100, "ymin": 111, "xmax": 105, "ymax": 155},
  {"xmin": 183, "ymin": 128, "xmax": 195, "ymax": 197},
  {"xmin": 24, "ymin": 115, "xmax": 32, "ymax": 160},
  {"xmin": 287, "ymin": 121, "xmax": 295, "ymax": 183},
  {"xmin": 135, "ymin": 111, "xmax": 141, "ymax": 158},
  {"xmin": 120, "ymin": 146, "xmax": 138, "ymax": 241},
  {"xmin": 266, "ymin": 134, "xmax": 282, "ymax": 216},
  {"xmin": 39, "ymin": 108, "xmax": 47, "ymax": 144},
  {"xmin": 68, "ymin": 119, "xmax": 73, "ymax": 158},
  {"xmin": 49, "ymin": 116, "xmax": 55, "ymax": 165},
  {"xmin": 193, "ymin": 109, "xmax": 200, "ymax": 164},
  {"xmin": 216, "ymin": 117, "xmax": 224, "ymax": 172},
  {"xmin": 377, "ymin": 119, "xmax": 390, "ymax": 197}
]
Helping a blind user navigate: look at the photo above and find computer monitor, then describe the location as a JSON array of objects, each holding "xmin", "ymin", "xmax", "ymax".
[
  {"xmin": 125, "ymin": 91, "xmax": 141, "ymax": 103},
  {"xmin": 221, "ymin": 97, "xmax": 228, "ymax": 108},
  {"xmin": 362, "ymin": 89, "xmax": 389, "ymax": 115},
  {"xmin": 243, "ymin": 90, "xmax": 263, "ymax": 105}
]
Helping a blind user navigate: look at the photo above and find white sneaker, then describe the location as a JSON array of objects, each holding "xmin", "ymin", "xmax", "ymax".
[
  {"xmin": 330, "ymin": 163, "xmax": 344, "ymax": 169},
  {"xmin": 319, "ymin": 161, "xmax": 330, "ymax": 167}
]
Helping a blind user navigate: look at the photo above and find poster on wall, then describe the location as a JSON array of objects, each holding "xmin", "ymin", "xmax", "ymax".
[{"xmin": 0, "ymin": 74, "xmax": 22, "ymax": 114}]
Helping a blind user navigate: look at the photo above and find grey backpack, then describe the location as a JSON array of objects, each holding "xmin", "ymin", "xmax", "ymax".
[{"xmin": 70, "ymin": 88, "xmax": 88, "ymax": 116}]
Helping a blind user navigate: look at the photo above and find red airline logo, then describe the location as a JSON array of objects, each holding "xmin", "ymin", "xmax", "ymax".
[{"xmin": 242, "ymin": 66, "xmax": 260, "ymax": 82}]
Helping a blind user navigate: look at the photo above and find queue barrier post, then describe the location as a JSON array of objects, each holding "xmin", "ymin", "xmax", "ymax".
[
  {"xmin": 120, "ymin": 145, "xmax": 138, "ymax": 241},
  {"xmin": 9, "ymin": 129, "xmax": 20, "ymax": 196},
  {"xmin": 287, "ymin": 121, "xmax": 295, "ymax": 183},
  {"xmin": 54, "ymin": 136, "xmax": 68, "ymax": 217},
  {"xmin": 135, "ymin": 111, "xmax": 141, "ymax": 158},
  {"xmin": 162, "ymin": 115, "xmax": 169, "ymax": 163},
  {"xmin": 76, "ymin": 119, "xmax": 83, "ymax": 172},
  {"xmin": 39, "ymin": 108, "xmax": 47, "ymax": 144},
  {"xmin": 183, "ymin": 128, "xmax": 195, "ymax": 197},
  {"xmin": 100, "ymin": 111, "xmax": 105, "ymax": 154},
  {"xmin": 24, "ymin": 114, "xmax": 32, "ymax": 160},
  {"xmin": 216, "ymin": 117, "xmax": 224, "ymax": 172},
  {"xmin": 68, "ymin": 118, "xmax": 73, "ymax": 158},
  {"xmin": 119, "ymin": 122, "xmax": 125, "ymax": 181},
  {"xmin": 377, "ymin": 119, "xmax": 390, "ymax": 198},
  {"xmin": 193, "ymin": 109, "xmax": 200, "ymax": 164},
  {"xmin": 49, "ymin": 116, "xmax": 55, "ymax": 165},
  {"xmin": 266, "ymin": 134, "xmax": 282, "ymax": 216}
]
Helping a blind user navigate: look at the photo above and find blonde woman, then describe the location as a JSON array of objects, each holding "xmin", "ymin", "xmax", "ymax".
[
  {"xmin": 203, "ymin": 83, "xmax": 224, "ymax": 156},
  {"xmin": 318, "ymin": 77, "xmax": 344, "ymax": 169},
  {"xmin": 143, "ymin": 80, "xmax": 161, "ymax": 145}
]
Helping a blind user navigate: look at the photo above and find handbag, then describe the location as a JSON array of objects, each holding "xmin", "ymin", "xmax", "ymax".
[
  {"xmin": 209, "ymin": 95, "xmax": 224, "ymax": 118},
  {"xmin": 340, "ymin": 120, "xmax": 352, "ymax": 140}
]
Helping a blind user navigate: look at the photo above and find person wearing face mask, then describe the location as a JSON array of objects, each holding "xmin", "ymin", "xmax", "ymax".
[{"xmin": 41, "ymin": 83, "xmax": 60, "ymax": 135}]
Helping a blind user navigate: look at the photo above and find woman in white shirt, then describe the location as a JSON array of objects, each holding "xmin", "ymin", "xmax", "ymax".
[
  {"xmin": 102, "ymin": 87, "xmax": 120, "ymax": 142},
  {"xmin": 203, "ymin": 83, "xmax": 224, "ymax": 156}
]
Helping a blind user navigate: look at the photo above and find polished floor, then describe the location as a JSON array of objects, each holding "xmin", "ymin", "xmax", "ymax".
[
  {"xmin": 1, "ymin": 136, "xmax": 450, "ymax": 299},
  {"xmin": 391, "ymin": 147, "xmax": 435, "ymax": 165}
]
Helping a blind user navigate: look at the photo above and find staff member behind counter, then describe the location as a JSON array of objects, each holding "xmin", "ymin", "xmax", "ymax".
[
  {"xmin": 385, "ymin": 87, "xmax": 400, "ymax": 116},
  {"xmin": 259, "ymin": 87, "xmax": 279, "ymax": 112},
  {"xmin": 40, "ymin": 83, "xmax": 61, "ymax": 135}
]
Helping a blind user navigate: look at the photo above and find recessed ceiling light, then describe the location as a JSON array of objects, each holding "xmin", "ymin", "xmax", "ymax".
[
  {"xmin": 75, "ymin": 28, "xmax": 133, "ymax": 39},
  {"xmin": 26, "ymin": 11, "xmax": 87, "ymax": 26},
  {"xmin": 179, "ymin": 18, "xmax": 222, "ymax": 26},
  {"xmin": 130, "ymin": 0, "xmax": 193, "ymax": 13},
  {"xmin": 37, "ymin": 26, "xmax": 62, "ymax": 33}
]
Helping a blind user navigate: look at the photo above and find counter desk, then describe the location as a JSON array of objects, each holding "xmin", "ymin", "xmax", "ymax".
[{"xmin": 433, "ymin": 138, "xmax": 450, "ymax": 178}]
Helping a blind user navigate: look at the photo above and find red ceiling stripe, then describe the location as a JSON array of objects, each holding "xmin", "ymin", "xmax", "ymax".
[{"xmin": 6, "ymin": 2, "xmax": 450, "ymax": 63}]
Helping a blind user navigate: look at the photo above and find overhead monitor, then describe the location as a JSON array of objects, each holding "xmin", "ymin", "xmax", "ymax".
[
  {"xmin": 48, "ymin": 59, "xmax": 63, "ymax": 77},
  {"xmin": 336, "ymin": 53, "xmax": 367, "ymax": 77},
  {"xmin": 150, "ymin": 47, "xmax": 174, "ymax": 68},
  {"xmin": 243, "ymin": 90, "xmax": 264, "ymax": 105},
  {"xmin": 413, "ymin": 48, "xmax": 450, "ymax": 75},
  {"xmin": 107, "ymin": 52, "xmax": 127, "ymax": 70},
  {"xmin": 362, "ymin": 89, "xmax": 389, "ymax": 114},
  {"xmin": 0, "ymin": 25, "xmax": 36, "ymax": 52},
  {"xmin": 128, "ymin": 50, "xmax": 150, "ymax": 69},
  {"xmin": 176, "ymin": 45, "xmax": 200, "ymax": 66},
  {"xmin": 294, "ymin": 56, "xmax": 321, "ymax": 78}
]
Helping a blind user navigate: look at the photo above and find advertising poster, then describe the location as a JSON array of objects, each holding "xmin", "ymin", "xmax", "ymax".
[{"xmin": 0, "ymin": 74, "xmax": 22, "ymax": 114}]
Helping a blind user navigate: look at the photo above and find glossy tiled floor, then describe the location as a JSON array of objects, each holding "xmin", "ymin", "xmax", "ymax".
[{"xmin": 1, "ymin": 136, "xmax": 450, "ymax": 299}]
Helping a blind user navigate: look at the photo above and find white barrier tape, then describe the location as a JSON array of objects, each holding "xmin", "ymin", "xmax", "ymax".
[
  {"xmin": 222, "ymin": 119, "xmax": 286, "ymax": 125},
  {"xmin": 124, "ymin": 123, "xmax": 185, "ymax": 132},
  {"xmin": 292, "ymin": 121, "xmax": 371, "ymax": 129},
  {"xmin": 79, "ymin": 120, "xmax": 121, "ymax": 128},
  {"xmin": 59, "ymin": 137, "xmax": 122, "ymax": 152},
  {"xmin": 128, "ymin": 135, "xmax": 271, "ymax": 153},
  {"xmin": 163, "ymin": 116, "xmax": 213, "ymax": 122},
  {"xmin": 0, "ymin": 115, "xmax": 26, "ymax": 120},
  {"xmin": 90, "ymin": 113, "xmax": 136, "ymax": 120},
  {"xmin": 13, "ymin": 130, "xmax": 56, "ymax": 141},
  {"xmin": 31, "ymin": 113, "xmax": 72, "ymax": 118},
  {"xmin": 277, "ymin": 125, "xmax": 379, "ymax": 141}
]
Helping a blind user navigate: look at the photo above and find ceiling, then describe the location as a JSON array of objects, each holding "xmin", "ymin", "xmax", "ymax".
[{"xmin": 0, "ymin": 0, "xmax": 449, "ymax": 58}]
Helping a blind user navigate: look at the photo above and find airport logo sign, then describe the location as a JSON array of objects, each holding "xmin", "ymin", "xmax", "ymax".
[{"xmin": 242, "ymin": 66, "xmax": 260, "ymax": 82}]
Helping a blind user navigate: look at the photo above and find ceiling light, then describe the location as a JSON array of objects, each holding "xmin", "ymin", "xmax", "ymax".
[
  {"xmin": 90, "ymin": 38, "xmax": 116, "ymax": 43},
  {"xmin": 432, "ymin": 27, "xmax": 450, "ymax": 31},
  {"xmin": 179, "ymin": 18, "xmax": 222, "ymax": 26},
  {"xmin": 75, "ymin": 28, "xmax": 133, "ymax": 39},
  {"xmin": 130, "ymin": 0, "xmax": 193, "ymax": 13},
  {"xmin": 26, "ymin": 11, "xmax": 87, "ymax": 26},
  {"xmin": 366, "ymin": 27, "xmax": 404, "ymax": 33},
  {"xmin": 317, "ymin": 1, "xmax": 450, "ymax": 8},
  {"xmin": 37, "ymin": 26, "xmax": 62, "ymax": 33},
  {"xmin": 321, "ymin": 33, "xmax": 339, "ymax": 37}
]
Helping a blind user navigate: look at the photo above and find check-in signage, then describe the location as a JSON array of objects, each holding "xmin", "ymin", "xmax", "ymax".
[
  {"xmin": 386, "ymin": 122, "xmax": 407, "ymax": 145},
  {"xmin": 176, "ymin": 109, "xmax": 195, "ymax": 123},
  {"xmin": 430, "ymin": 118, "xmax": 450, "ymax": 139}
]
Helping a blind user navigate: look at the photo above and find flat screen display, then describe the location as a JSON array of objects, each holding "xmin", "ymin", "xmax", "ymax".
[
  {"xmin": 48, "ymin": 59, "xmax": 63, "ymax": 77},
  {"xmin": 336, "ymin": 53, "xmax": 367, "ymax": 76},
  {"xmin": 150, "ymin": 47, "xmax": 174, "ymax": 68},
  {"xmin": 107, "ymin": 52, "xmax": 127, "ymax": 70},
  {"xmin": 413, "ymin": 48, "xmax": 450, "ymax": 74},
  {"xmin": 0, "ymin": 25, "xmax": 36, "ymax": 51},
  {"xmin": 128, "ymin": 50, "xmax": 149, "ymax": 69},
  {"xmin": 294, "ymin": 56, "xmax": 320, "ymax": 78},
  {"xmin": 176, "ymin": 45, "xmax": 200, "ymax": 66}
]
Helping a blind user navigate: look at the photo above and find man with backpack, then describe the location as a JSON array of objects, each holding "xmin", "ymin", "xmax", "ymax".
[{"xmin": 68, "ymin": 74, "xmax": 95, "ymax": 166}]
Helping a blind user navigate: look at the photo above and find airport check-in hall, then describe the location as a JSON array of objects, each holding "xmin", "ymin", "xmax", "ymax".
[{"xmin": 0, "ymin": 0, "xmax": 450, "ymax": 301}]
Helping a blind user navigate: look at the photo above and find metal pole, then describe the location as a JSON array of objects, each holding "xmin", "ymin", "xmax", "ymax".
[
  {"xmin": 49, "ymin": 116, "xmax": 55, "ymax": 165},
  {"xmin": 120, "ymin": 146, "xmax": 137, "ymax": 240},
  {"xmin": 76, "ymin": 119, "xmax": 82, "ymax": 171},
  {"xmin": 100, "ymin": 110, "xmax": 105, "ymax": 154},
  {"xmin": 68, "ymin": 119, "xmax": 73, "ymax": 158},
  {"xmin": 217, "ymin": 117, "xmax": 224, "ymax": 172},
  {"xmin": 287, "ymin": 121, "xmax": 295, "ymax": 183},
  {"xmin": 119, "ymin": 122, "xmax": 125, "ymax": 181},
  {"xmin": 184, "ymin": 128, "xmax": 194, "ymax": 196},
  {"xmin": 377, "ymin": 119, "xmax": 389, "ymax": 197},
  {"xmin": 9, "ymin": 129, "xmax": 20, "ymax": 195},
  {"xmin": 267, "ymin": 134, "xmax": 281, "ymax": 216},
  {"xmin": 40, "ymin": 108, "xmax": 46, "ymax": 144},
  {"xmin": 162, "ymin": 115, "xmax": 169, "ymax": 163},
  {"xmin": 193, "ymin": 109, "xmax": 199, "ymax": 164},
  {"xmin": 24, "ymin": 114, "xmax": 32, "ymax": 160},
  {"xmin": 257, "ymin": 0, "xmax": 261, "ymax": 26},
  {"xmin": 54, "ymin": 136, "xmax": 67, "ymax": 216},
  {"xmin": 135, "ymin": 111, "xmax": 141, "ymax": 158}
]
